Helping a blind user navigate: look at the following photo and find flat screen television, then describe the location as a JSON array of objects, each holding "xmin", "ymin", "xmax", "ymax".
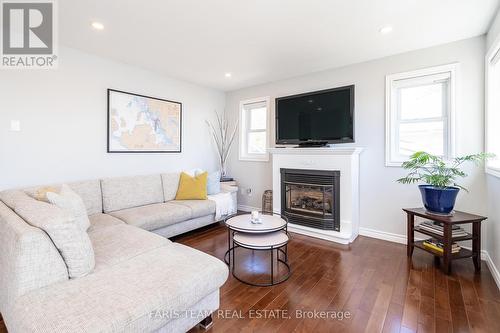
[{"xmin": 275, "ymin": 85, "xmax": 354, "ymax": 146}]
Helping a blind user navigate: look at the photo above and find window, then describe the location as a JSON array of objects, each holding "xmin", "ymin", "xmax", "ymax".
[
  {"xmin": 385, "ymin": 64, "xmax": 457, "ymax": 166},
  {"xmin": 239, "ymin": 97, "xmax": 270, "ymax": 161},
  {"xmin": 486, "ymin": 38, "xmax": 500, "ymax": 177}
]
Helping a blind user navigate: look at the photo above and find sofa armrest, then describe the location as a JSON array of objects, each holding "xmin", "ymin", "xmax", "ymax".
[{"xmin": 0, "ymin": 201, "xmax": 68, "ymax": 316}]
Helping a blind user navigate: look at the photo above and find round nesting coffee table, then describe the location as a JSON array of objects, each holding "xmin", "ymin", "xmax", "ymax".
[{"xmin": 224, "ymin": 213, "xmax": 291, "ymax": 286}]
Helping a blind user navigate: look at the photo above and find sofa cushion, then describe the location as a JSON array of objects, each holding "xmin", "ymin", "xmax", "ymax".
[
  {"xmin": 101, "ymin": 174, "xmax": 164, "ymax": 213},
  {"xmin": 88, "ymin": 213, "xmax": 124, "ymax": 231},
  {"xmin": 23, "ymin": 180, "xmax": 103, "ymax": 216},
  {"xmin": 161, "ymin": 172, "xmax": 181, "ymax": 201},
  {"xmin": 13, "ymin": 192, "xmax": 95, "ymax": 279},
  {"xmin": 171, "ymin": 200, "xmax": 216, "ymax": 219},
  {"xmin": 9, "ymin": 244, "xmax": 229, "ymax": 333},
  {"xmin": 88, "ymin": 223, "xmax": 170, "ymax": 270},
  {"xmin": 109, "ymin": 202, "xmax": 191, "ymax": 231},
  {"xmin": 46, "ymin": 184, "xmax": 91, "ymax": 232},
  {"xmin": 67, "ymin": 180, "xmax": 103, "ymax": 215}
]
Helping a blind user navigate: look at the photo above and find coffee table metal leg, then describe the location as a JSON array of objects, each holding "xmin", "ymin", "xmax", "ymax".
[
  {"xmin": 232, "ymin": 232, "xmax": 235, "ymax": 271},
  {"xmin": 271, "ymin": 247, "xmax": 274, "ymax": 285},
  {"xmin": 232, "ymin": 237, "xmax": 235, "ymax": 272},
  {"xmin": 227, "ymin": 228, "xmax": 230, "ymax": 267}
]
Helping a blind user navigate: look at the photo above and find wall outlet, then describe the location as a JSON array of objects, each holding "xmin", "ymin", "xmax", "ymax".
[
  {"xmin": 10, "ymin": 120, "xmax": 21, "ymax": 132},
  {"xmin": 239, "ymin": 187, "xmax": 253, "ymax": 196}
]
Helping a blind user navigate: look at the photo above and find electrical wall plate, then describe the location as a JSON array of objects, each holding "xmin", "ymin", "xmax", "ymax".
[{"xmin": 10, "ymin": 120, "xmax": 21, "ymax": 131}]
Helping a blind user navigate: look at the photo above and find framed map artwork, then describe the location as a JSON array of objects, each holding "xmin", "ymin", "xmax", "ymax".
[{"xmin": 107, "ymin": 89, "xmax": 182, "ymax": 153}]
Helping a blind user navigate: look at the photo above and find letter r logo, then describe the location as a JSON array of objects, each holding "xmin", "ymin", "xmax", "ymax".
[{"xmin": 2, "ymin": 2, "xmax": 53, "ymax": 54}]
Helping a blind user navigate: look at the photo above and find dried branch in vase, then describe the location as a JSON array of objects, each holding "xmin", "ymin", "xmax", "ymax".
[{"xmin": 206, "ymin": 109, "xmax": 238, "ymax": 179}]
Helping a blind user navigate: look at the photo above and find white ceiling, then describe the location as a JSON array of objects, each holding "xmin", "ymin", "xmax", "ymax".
[{"xmin": 60, "ymin": 0, "xmax": 499, "ymax": 91}]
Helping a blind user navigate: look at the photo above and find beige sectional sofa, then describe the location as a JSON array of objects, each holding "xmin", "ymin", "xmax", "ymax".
[{"xmin": 0, "ymin": 173, "xmax": 233, "ymax": 333}]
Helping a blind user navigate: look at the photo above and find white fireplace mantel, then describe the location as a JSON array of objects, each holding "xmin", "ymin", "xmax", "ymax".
[
  {"xmin": 268, "ymin": 147, "xmax": 364, "ymax": 155},
  {"xmin": 269, "ymin": 146, "xmax": 364, "ymax": 244}
]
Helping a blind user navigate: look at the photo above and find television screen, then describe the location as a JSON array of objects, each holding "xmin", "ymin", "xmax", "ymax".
[{"xmin": 276, "ymin": 85, "xmax": 354, "ymax": 145}]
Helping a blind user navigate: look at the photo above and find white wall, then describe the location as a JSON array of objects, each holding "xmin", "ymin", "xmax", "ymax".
[
  {"xmin": 487, "ymin": 9, "xmax": 500, "ymax": 49},
  {"xmin": 486, "ymin": 9, "xmax": 500, "ymax": 286},
  {"xmin": 0, "ymin": 46, "xmax": 225, "ymax": 189},
  {"xmin": 226, "ymin": 36, "xmax": 486, "ymax": 237}
]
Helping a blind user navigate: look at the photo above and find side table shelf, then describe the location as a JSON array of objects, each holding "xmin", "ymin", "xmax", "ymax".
[
  {"xmin": 413, "ymin": 240, "xmax": 474, "ymax": 260},
  {"xmin": 413, "ymin": 226, "xmax": 475, "ymax": 242},
  {"xmin": 404, "ymin": 208, "xmax": 487, "ymax": 274}
]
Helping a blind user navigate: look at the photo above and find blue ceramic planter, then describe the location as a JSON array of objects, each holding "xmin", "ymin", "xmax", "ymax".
[{"xmin": 418, "ymin": 185, "xmax": 459, "ymax": 215}]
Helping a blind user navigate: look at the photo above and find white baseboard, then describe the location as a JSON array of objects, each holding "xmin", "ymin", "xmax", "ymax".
[
  {"xmin": 482, "ymin": 251, "xmax": 500, "ymax": 291},
  {"xmin": 287, "ymin": 223, "xmax": 352, "ymax": 245},
  {"xmin": 237, "ymin": 204, "xmax": 261, "ymax": 212},
  {"xmin": 359, "ymin": 227, "xmax": 500, "ymax": 291},
  {"xmin": 359, "ymin": 227, "xmax": 408, "ymax": 244}
]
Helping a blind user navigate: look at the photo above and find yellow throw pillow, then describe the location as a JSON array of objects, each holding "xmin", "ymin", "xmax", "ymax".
[{"xmin": 175, "ymin": 172, "xmax": 208, "ymax": 200}]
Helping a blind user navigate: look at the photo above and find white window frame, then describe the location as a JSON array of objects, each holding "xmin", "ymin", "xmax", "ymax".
[
  {"xmin": 385, "ymin": 63, "xmax": 458, "ymax": 167},
  {"xmin": 485, "ymin": 35, "xmax": 500, "ymax": 178},
  {"xmin": 239, "ymin": 97, "xmax": 270, "ymax": 162}
]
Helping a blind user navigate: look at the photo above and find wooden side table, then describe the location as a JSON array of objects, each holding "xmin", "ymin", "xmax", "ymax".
[{"xmin": 404, "ymin": 208, "xmax": 487, "ymax": 274}]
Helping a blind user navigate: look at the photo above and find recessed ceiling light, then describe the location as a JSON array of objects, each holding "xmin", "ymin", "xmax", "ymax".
[
  {"xmin": 225, "ymin": 72, "xmax": 232, "ymax": 78},
  {"xmin": 379, "ymin": 25, "xmax": 393, "ymax": 34},
  {"xmin": 91, "ymin": 22, "xmax": 104, "ymax": 30}
]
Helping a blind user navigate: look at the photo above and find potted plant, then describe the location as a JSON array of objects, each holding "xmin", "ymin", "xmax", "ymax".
[{"xmin": 397, "ymin": 151, "xmax": 493, "ymax": 215}]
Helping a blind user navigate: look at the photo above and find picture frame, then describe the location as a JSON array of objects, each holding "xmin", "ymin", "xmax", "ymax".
[{"xmin": 107, "ymin": 89, "xmax": 182, "ymax": 153}]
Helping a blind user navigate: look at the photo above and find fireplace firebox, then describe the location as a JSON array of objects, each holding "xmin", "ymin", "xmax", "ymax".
[{"xmin": 281, "ymin": 169, "xmax": 340, "ymax": 231}]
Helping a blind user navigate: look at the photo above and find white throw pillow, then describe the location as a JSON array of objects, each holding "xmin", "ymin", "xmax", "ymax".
[
  {"xmin": 47, "ymin": 184, "xmax": 90, "ymax": 232},
  {"xmin": 207, "ymin": 171, "xmax": 221, "ymax": 195},
  {"xmin": 14, "ymin": 192, "xmax": 95, "ymax": 278}
]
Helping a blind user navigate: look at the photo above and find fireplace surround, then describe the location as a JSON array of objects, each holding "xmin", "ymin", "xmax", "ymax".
[
  {"xmin": 270, "ymin": 147, "xmax": 362, "ymax": 244},
  {"xmin": 281, "ymin": 168, "xmax": 340, "ymax": 231}
]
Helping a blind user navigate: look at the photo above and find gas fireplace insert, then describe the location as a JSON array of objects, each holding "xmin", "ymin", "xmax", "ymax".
[{"xmin": 281, "ymin": 168, "xmax": 340, "ymax": 231}]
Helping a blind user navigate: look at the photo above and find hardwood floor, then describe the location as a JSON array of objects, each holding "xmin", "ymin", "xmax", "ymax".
[
  {"xmin": 1, "ymin": 223, "xmax": 499, "ymax": 333},
  {"xmin": 0, "ymin": 313, "xmax": 6, "ymax": 333},
  {"xmin": 180, "ymin": 223, "xmax": 500, "ymax": 333}
]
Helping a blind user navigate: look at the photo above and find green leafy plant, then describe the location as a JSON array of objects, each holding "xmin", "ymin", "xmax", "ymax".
[{"xmin": 397, "ymin": 151, "xmax": 493, "ymax": 191}]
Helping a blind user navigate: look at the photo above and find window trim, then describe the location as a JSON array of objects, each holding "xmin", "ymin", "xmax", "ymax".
[
  {"xmin": 485, "ymin": 34, "xmax": 500, "ymax": 178},
  {"xmin": 385, "ymin": 63, "xmax": 459, "ymax": 167},
  {"xmin": 239, "ymin": 96, "xmax": 270, "ymax": 162}
]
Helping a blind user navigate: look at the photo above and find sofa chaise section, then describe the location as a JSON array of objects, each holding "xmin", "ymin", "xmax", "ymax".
[
  {"xmin": 87, "ymin": 222, "xmax": 169, "ymax": 269},
  {"xmin": 0, "ymin": 174, "xmax": 230, "ymax": 332},
  {"xmin": 7, "ymin": 242, "xmax": 228, "ymax": 333}
]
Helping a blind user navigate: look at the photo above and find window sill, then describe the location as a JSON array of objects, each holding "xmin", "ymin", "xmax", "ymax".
[
  {"xmin": 485, "ymin": 166, "xmax": 500, "ymax": 179},
  {"xmin": 385, "ymin": 160, "xmax": 404, "ymax": 167}
]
